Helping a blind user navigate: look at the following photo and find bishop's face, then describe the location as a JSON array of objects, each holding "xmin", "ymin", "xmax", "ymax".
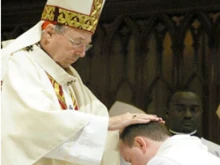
[
  {"xmin": 41, "ymin": 24, "xmax": 92, "ymax": 69},
  {"xmin": 167, "ymin": 91, "xmax": 202, "ymax": 133}
]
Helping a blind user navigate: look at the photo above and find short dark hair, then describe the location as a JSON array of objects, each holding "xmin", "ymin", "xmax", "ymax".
[{"xmin": 120, "ymin": 121, "xmax": 170, "ymax": 147}]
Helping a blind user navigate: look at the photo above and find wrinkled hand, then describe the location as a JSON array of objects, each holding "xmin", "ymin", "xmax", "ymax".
[{"xmin": 108, "ymin": 112, "xmax": 164, "ymax": 131}]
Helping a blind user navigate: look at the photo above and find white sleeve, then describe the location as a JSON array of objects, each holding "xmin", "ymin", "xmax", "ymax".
[
  {"xmin": 45, "ymin": 113, "xmax": 109, "ymax": 165},
  {"xmin": 201, "ymin": 138, "xmax": 220, "ymax": 158}
]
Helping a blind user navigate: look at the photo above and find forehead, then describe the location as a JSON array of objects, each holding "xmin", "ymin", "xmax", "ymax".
[{"xmin": 170, "ymin": 92, "xmax": 201, "ymax": 106}]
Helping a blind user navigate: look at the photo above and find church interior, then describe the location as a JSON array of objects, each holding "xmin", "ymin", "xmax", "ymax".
[{"xmin": 2, "ymin": 0, "xmax": 220, "ymax": 144}]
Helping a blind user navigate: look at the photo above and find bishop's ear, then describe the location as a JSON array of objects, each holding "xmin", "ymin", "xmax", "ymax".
[{"xmin": 43, "ymin": 24, "xmax": 56, "ymax": 38}]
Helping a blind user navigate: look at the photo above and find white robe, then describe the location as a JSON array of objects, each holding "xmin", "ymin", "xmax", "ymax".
[
  {"xmin": 201, "ymin": 137, "xmax": 220, "ymax": 157},
  {"xmin": 169, "ymin": 129, "xmax": 220, "ymax": 158},
  {"xmin": 1, "ymin": 42, "xmax": 120, "ymax": 165},
  {"xmin": 148, "ymin": 135, "xmax": 220, "ymax": 165}
]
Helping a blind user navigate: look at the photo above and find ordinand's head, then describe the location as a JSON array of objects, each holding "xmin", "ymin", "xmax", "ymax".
[
  {"xmin": 119, "ymin": 122, "xmax": 170, "ymax": 165},
  {"xmin": 166, "ymin": 91, "xmax": 203, "ymax": 134},
  {"xmin": 39, "ymin": 0, "xmax": 106, "ymax": 69}
]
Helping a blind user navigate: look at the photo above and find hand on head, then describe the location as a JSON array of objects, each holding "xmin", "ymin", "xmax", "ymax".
[{"xmin": 108, "ymin": 112, "xmax": 165, "ymax": 131}]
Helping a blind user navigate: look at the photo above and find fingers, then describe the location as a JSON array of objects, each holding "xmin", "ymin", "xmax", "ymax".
[
  {"xmin": 108, "ymin": 112, "xmax": 165, "ymax": 131},
  {"xmin": 118, "ymin": 113, "xmax": 165, "ymax": 133},
  {"xmin": 131, "ymin": 113, "xmax": 165, "ymax": 124}
]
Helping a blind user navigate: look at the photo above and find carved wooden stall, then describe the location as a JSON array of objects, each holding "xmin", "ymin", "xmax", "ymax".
[{"xmin": 2, "ymin": 0, "xmax": 220, "ymax": 143}]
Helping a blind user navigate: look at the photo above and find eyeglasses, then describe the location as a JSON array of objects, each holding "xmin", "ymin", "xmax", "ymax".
[{"xmin": 60, "ymin": 30, "xmax": 93, "ymax": 51}]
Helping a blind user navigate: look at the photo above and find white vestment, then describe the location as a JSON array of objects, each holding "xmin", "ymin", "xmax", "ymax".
[
  {"xmin": 169, "ymin": 129, "xmax": 220, "ymax": 158},
  {"xmin": 201, "ymin": 137, "xmax": 220, "ymax": 157},
  {"xmin": 148, "ymin": 135, "xmax": 220, "ymax": 165},
  {"xmin": 1, "ymin": 22, "xmax": 120, "ymax": 165}
]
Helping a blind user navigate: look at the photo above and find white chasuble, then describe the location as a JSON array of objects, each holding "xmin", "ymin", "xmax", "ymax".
[{"xmin": 1, "ymin": 44, "xmax": 120, "ymax": 165}]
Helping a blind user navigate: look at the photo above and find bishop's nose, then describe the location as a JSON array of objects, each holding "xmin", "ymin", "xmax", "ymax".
[{"xmin": 73, "ymin": 46, "xmax": 86, "ymax": 58}]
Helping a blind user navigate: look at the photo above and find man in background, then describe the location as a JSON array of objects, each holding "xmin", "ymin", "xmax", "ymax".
[{"xmin": 166, "ymin": 90, "xmax": 220, "ymax": 157}]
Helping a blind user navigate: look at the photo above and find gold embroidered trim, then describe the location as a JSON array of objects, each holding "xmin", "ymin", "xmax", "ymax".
[
  {"xmin": 47, "ymin": 73, "xmax": 67, "ymax": 110},
  {"xmin": 41, "ymin": 0, "xmax": 104, "ymax": 33},
  {"xmin": 47, "ymin": 73, "xmax": 78, "ymax": 110}
]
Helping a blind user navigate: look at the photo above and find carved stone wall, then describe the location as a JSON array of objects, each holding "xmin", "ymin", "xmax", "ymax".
[{"xmin": 2, "ymin": 0, "xmax": 220, "ymax": 143}]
